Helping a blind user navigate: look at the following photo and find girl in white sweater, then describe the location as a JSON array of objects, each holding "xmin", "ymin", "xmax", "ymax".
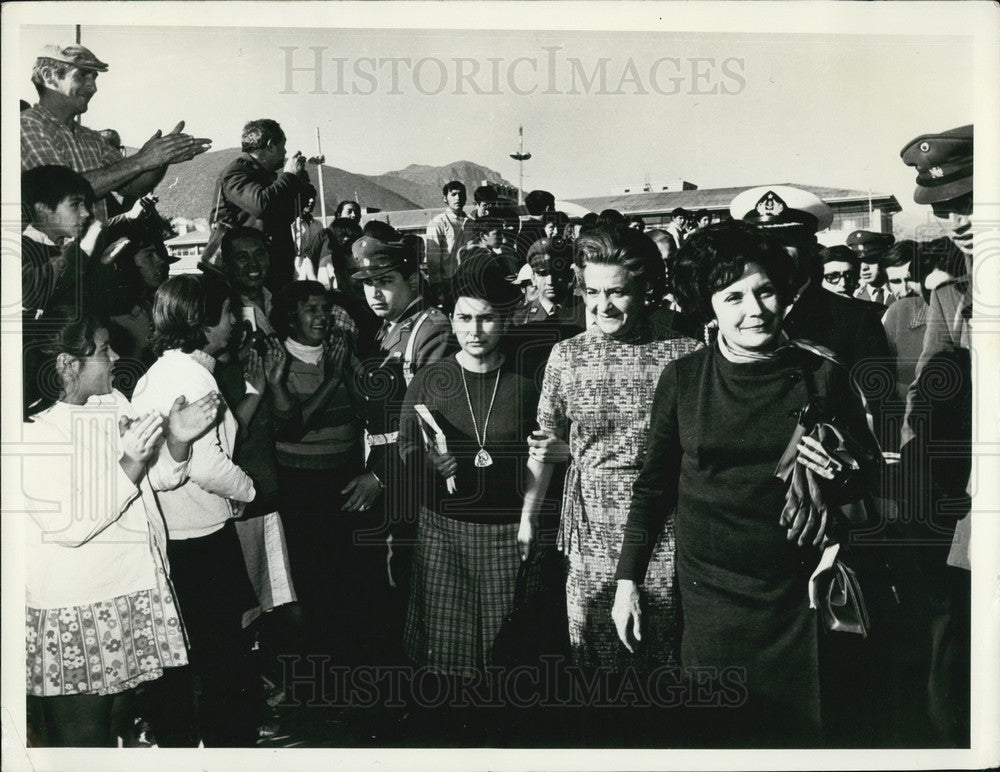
[
  {"xmin": 23, "ymin": 310, "xmax": 220, "ymax": 746},
  {"xmin": 131, "ymin": 273, "xmax": 259, "ymax": 746}
]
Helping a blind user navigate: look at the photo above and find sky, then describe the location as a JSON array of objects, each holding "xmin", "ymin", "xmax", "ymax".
[{"xmin": 14, "ymin": 9, "xmax": 978, "ymax": 236}]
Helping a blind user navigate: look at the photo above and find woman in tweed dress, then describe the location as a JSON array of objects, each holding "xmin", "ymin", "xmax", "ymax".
[
  {"xmin": 399, "ymin": 252, "xmax": 538, "ymax": 677},
  {"xmin": 520, "ymin": 225, "xmax": 700, "ymax": 674}
]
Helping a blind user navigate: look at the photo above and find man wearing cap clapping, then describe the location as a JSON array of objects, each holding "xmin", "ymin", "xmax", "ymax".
[{"xmin": 21, "ymin": 43, "xmax": 211, "ymax": 223}]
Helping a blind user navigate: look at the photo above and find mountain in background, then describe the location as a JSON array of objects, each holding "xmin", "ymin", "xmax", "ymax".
[
  {"xmin": 149, "ymin": 149, "xmax": 512, "ymax": 221},
  {"xmin": 371, "ymin": 161, "xmax": 513, "ymax": 208}
]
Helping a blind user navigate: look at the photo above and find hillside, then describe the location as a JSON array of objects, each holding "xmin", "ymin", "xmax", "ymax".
[
  {"xmin": 376, "ymin": 161, "xmax": 513, "ymax": 208},
  {"xmin": 149, "ymin": 150, "xmax": 511, "ymax": 220}
]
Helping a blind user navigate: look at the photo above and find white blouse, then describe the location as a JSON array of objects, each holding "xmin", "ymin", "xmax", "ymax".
[{"xmin": 21, "ymin": 391, "xmax": 188, "ymax": 609}]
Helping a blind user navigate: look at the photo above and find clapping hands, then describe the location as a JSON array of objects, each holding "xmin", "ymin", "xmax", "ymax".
[
  {"xmin": 138, "ymin": 121, "xmax": 211, "ymax": 168},
  {"xmin": 263, "ymin": 336, "xmax": 289, "ymax": 387},
  {"xmin": 119, "ymin": 411, "xmax": 165, "ymax": 465},
  {"xmin": 243, "ymin": 350, "xmax": 266, "ymax": 394},
  {"xmin": 167, "ymin": 392, "xmax": 222, "ymax": 444},
  {"xmin": 324, "ymin": 328, "xmax": 349, "ymax": 377}
]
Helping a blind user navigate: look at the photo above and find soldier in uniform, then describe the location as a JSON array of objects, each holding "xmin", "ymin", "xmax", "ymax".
[
  {"xmin": 847, "ymin": 230, "xmax": 896, "ymax": 307},
  {"xmin": 512, "ymin": 237, "xmax": 586, "ymax": 330},
  {"xmin": 897, "ymin": 124, "xmax": 974, "ymax": 748},
  {"xmin": 351, "ymin": 232, "xmax": 452, "ymax": 663}
]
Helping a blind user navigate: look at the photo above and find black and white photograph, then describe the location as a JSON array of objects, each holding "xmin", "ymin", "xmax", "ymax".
[{"xmin": 2, "ymin": 2, "xmax": 998, "ymax": 770}]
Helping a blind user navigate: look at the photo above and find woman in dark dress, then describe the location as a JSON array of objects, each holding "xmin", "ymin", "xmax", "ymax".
[
  {"xmin": 399, "ymin": 252, "xmax": 538, "ymax": 678},
  {"xmin": 612, "ymin": 221, "xmax": 880, "ymax": 746}
]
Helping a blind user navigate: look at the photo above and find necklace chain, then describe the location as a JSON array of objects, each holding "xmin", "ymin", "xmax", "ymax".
[{"xmin": 460, "ymin": 365, "xmax": 501, "ymax": 450}]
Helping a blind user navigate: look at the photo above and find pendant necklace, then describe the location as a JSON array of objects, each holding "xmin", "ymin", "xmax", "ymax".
[{"xmin": 460, "ymin": 364, "xmax": 501, "ymax": 468}]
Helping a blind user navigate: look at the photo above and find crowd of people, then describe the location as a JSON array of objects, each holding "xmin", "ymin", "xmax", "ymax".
[{"xmin": 18, "ymin": 42, "xmax": 975, "ymax": 749}]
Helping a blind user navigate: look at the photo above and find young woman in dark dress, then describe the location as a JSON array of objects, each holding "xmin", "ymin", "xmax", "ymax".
[
  {"xmin": 613, "ymin": 221, "xmax": 880, "ymax": 746},
  {"xmin": 399, "ymin": 252, "xmax": 539, "ymax": 678}
]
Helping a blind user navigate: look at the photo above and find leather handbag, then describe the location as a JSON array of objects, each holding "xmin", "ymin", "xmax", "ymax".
[
  {"xmin": 491, "ymin": 548, "xmax": 570, "ymax": 668},
  {"xmin": 810, "ymin": 543, "xmax": 870, "ymax": 637}
]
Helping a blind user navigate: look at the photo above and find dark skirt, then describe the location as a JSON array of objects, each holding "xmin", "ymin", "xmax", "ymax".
[
  {"xmin": 404, "ymin": 507, "xmax": 521, "ymax": 677},
  {"xmin": 678, "ymin": 566, "xmax": 820, "ymax": 746}
]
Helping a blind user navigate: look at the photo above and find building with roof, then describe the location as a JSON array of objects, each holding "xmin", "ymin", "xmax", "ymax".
[
  {"xmin": 567, "ymin": 184, "xmax": 900, "ymax": 243},
  {"xmin": 165, "ymin": 227, "xmax": 211, "ymax": 273},
  {"xmin": 365, "ymin": 183, "xmax": 901, "ymax": 246}
]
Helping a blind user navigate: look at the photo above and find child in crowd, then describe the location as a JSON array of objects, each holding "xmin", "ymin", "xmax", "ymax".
[{"xmin": 271, "ymin": 281, "xmax": 383, "ymax": 664}]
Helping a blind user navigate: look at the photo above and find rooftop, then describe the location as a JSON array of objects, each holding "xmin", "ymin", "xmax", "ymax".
[
  {"xmin": 165, "ymin": 228, "xmax": 211, "ymax": 246},
  {"xmin": 367, "ymin": 183, "xmax": 901, "ymax": 232},
  {"xmin": 567, "ymin": 184, "xmax": 901, "ymax": 216}
]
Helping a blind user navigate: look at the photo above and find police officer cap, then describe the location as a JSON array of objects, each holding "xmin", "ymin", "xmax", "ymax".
[
  {"xmin": 38, "ymin": 43, "xmax": 109, "ymax": 72},
  {"xmin": 900, "ymin": 124, "xmax": 973, "ymax": 205},
  {"xmin": 845, "ymin": 230, "xmax": 895, "ymax": 261},
  {"xmin": 526, "ymin": 237, "xmax": 573, "ymax": 273},
  {"xmin": 729, "ymin": 185, "xmax": 834, "ymax": 234},
  {"xmin": 351, "ymin": 236, "xmax": 410, "ymax": 280}
]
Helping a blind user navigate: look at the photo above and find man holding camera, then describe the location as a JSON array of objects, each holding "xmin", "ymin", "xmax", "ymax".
[{"xmin": 212, "ymin": 119, "xmax": 317, "ymax": 292}]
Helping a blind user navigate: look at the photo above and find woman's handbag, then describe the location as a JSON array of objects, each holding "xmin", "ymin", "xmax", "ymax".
[
  {"xmin": 491, "ymin": 548, "xmax": 570, "ymax": 668},
  {"xmin": 809, "ymin": 542, "xmax": 870, "ymax": 637}
]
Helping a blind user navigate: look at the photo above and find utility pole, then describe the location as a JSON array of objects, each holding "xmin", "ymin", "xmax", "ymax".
[
  {"xmin": 314, "ymin": 127, "xmax": 327, "ymax": 224},
  {"xmin": 509, "ymin": 125, "xmax": 531, "ymax": 205},
  {"xmin": 75, "ymin": 26, "xmax": 82, "ymax": 126}
]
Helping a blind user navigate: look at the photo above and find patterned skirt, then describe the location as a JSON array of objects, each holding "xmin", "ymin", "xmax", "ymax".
[
  {"xmin": 26, "ymin": 563, "xmax": 188, "ymax": 697},
  {"xmin": 560, "ymin": 467, "xmax": 679, "ymax": 674},
  {"xmin": 404, "ymin": 507, "xmax": 521, "ymax": 678}
]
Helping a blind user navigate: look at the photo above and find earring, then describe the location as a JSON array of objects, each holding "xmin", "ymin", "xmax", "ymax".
[{"xmin": 703, "ymin": 321, "xmax": 718, "ymax": 346}]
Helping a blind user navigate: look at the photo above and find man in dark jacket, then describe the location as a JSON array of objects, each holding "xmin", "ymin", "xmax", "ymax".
[{"xmin": 211, "ymin": 119, "xmax": 315, "ymax": 291}]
